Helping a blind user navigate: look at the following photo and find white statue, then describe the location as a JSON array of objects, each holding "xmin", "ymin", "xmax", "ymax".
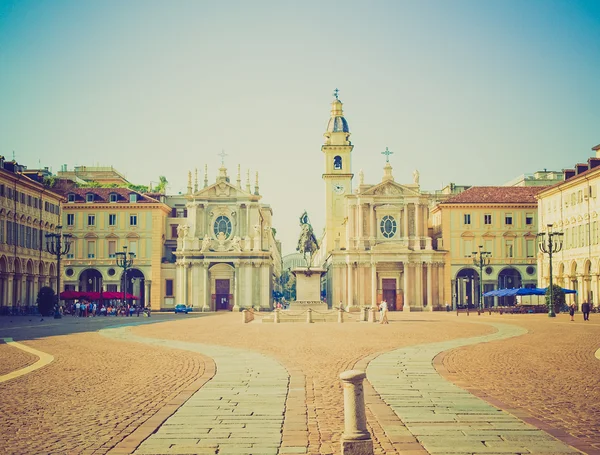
[
  {"xmin": 413, "ymin": 169, "xmax": 420, "ymax": 185},
  {"xmin": 217, "ymin": 232, "xmax": 227, "ymax": 250},
  {"xmin": 201, "ymin": 234, "xmax": 211, "ymax": 252},
  {"xmin": 230, "ymin": 235, "xmax": 242, "ymax": 252}
]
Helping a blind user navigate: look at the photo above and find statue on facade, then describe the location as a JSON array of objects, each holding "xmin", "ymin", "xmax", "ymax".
[
  {"xmin": 296, "ymin": 211, "xmax": 319, "ymax": 269},
  {"xmin": 201, "ymin": 234, "xmax": 211, "ymax": 252},
  {"xmin": 413, "ymin": 169, "xmax": 420, "ymax": 185},
  {"xmin": 230, "ymin": 235, "xmax": 242, "ymax": 252}
]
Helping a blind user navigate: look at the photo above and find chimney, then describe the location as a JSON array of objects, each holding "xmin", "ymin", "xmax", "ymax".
[
  {"xmin": 593, "ymin": 144, "xmax": 600, "ymax": 158},
  {"xmin": 564, "ymin": 169, "xmax": 576, "ymax": 180}
]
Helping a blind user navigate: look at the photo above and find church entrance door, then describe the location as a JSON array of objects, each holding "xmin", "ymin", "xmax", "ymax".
[
  {"xmin": 382, "ymin": 279, "xmax": 398, "ymax": 311},
  {"xmin": 216, "ymin": 279, "xmax": 230, "ymax": 311}
]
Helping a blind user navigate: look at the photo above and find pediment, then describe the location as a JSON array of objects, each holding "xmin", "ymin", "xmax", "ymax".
[
  {"xmin": 361, "ymin": 181, "xmax": 420, "ymax": 197},
  {"xmin": 192, "ymin": 180, "xmax": 255, "ymax": 200}
]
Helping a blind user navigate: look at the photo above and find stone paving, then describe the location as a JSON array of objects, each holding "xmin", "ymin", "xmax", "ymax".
[
  {"xmin": 368, "ymin": 321, "xmax": 580, "ymax": 454},
  {"xmin": 0, "ymin": 340, "xmax": 37, "ymax": 375}
]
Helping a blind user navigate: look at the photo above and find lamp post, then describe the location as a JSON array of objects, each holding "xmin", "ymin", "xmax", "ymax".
[
  {"xmin": 45, "ymin": 225, "xmax": 72, "ymax": 318},
  {"xmin": 471, "ymin": 245, "xmax": 491, "ymax": 315},
  {"xmin": 115, "ymin": 246, "xmax": 135, "ymax": 312},
  {"xmin": 537, "ymin": 224, "xmax": 563, "ymax": 318}
]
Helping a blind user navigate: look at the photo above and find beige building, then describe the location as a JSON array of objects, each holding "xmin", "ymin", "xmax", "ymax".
[
  {"xmin": 431, "ymin": 187, "xmax": 543, "ymax": 309},
  {"xmin": 314, "ymin": 96, "xmax": 446, "ymax": 311},
  {"xmin": 174, "ymin": 165, "xmax": 281, "ymax": 311},
  {"xmin": 536, "ymin": 145, "xmax": 600, "ymax": 309},
  {"xmin": 0, "ymin": 158, "xmax": 63, "ymax": 311}
]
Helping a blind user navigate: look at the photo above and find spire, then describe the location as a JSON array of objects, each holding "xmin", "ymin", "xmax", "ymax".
[
  {"xmin": 187, "ymin": 171, "xmax": 192, "ymax": 194},
  {"xmin": 254, "ymin": 171, "xmax": 259, "ymax": 195},
  {"xmin": 204, "ymin": 165, "xmax": 208, "ymax": 188},
  {"xmin": 194, "ymin": 168, "xmax": 198, "ymax": 192},
  {"xmin": 324, "ymin": 89, "xmax": 351, "ymax": 146},
  {"xmin": 246, "ymin": 170, "xmax": 251, "ymax": 193},
  {"xmin": 237, "ymin": 164, "xmax": 241, "ymax": 188},
  {"xmin": 383, "ymin": 162, "xmax": 394, "ymax": 182},
  {"xmin": 359, "ymin": 169, "xmax": 364, "ymax": 186}
]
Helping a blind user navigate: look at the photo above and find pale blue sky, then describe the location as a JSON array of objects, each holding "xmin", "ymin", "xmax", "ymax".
[{"xmin": 1, "ymin": 0, "xmax": 599, "ymax": 253}]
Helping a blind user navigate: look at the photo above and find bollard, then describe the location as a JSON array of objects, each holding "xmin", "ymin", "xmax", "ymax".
[
  {"xmin": 306, "ymin": 308, "xmax": 313, "ymax": 323},
  {"xmin": 274, "ymin": 308, "xmax": 281, "ymax": 323},
  {"xmin": 338, "ymin": 308, "xmax": 344, "ymax": 323},
  {"xmin": 368, "ymin": 307, "xmax": 378, "ymax": 323},
  {"xmin": 242, "ymin": 309, "xmax": 247, "ymax": 323},
  {"xmin": 359, "ymin": 307, "xmax": 366, "ymax": 321},
  {"xmin": 340, "ymin": 370, "xmax": 373, "ymax": 455}
]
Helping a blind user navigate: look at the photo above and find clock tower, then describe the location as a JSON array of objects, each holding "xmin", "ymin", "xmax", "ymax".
[{"xmin": 322, "ymin": 91, "xmax": 353, "ymax": 253}]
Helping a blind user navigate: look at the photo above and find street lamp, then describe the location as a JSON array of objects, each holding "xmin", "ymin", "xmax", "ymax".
[
  {"xmin": 471, "ymin": 245, "xmax": 491, "ymax": 315},
  {"xmin": 115, "ymin": 246, "xmax": 135, "ymax": 312},
  {"xmin": 45, "ymin": 225, "xmax": 72, "ymax": 318},
  {"xmin": 537, "ymin": 224, "xmax": 563, "ymax": 318}
]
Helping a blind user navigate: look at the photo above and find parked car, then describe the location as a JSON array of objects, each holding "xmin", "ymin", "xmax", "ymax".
[{"xmin": 174, "ymin": 304, "xmax": 192, "ymax": 314}]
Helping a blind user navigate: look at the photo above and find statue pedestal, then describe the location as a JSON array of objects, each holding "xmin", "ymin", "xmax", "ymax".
[{"xmin": 290, "ymin": 268, "xmax": 327, "ymax": 311}]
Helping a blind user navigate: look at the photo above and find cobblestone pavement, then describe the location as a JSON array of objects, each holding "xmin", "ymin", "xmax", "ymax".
[
  {"xmin": 0, "ymin": 341, "xmax": 37, "ymax": 375},
  {"xmin": 0, "ymin": 331, "xmax": 209, "ymax": 455},
  {"xmin": 442, "ymin": 313, "xmax": 600, "ymax": 453}
]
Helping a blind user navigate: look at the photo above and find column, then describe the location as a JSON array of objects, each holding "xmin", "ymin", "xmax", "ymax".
[
  {"xmin": 145, "ymin": 280, "xmax": 152, "ymax": 308},
  {"xmin": 403, "ymin": 208, "xmax": 409, "ymax": 239},
  {"xmin": 176, "ymin": 262, "xmax": 184, "ymax": 304},
  {"xmin": 182, "ymin": 262, "xmax": 189, "ymax": 306},
  {"xmin": 233, "ymin": 263, "xmax": 240, "ymax": 310},
  {"xmin": 371, "ymin": 264, "xmax": 377, "ymax": 307},
  {"xmin": 7, "ymin": 276, "xmax": 13, "ymax": 307},
  {"xmin": 357, "ymin": 201, "xmax": 364, "ymax": 243},
  {"xmin": 191, "ymin": 263, "xmax": 201, "ymax": 309},
  {"xmin": 451, "ymin": 278, "xmax": 457, "ymax": 310},
  {"xmin": 427, "ymin": 262, "xmax": 433, "ymax": 311},
  {"xmin": 592, "ymin": 274, "xmax": 599, "ymax": 306},
  {"xmin": 370, "ymin": 204, "xmax": 376, "ymax": 239},
  {"xmin": 347, "ymin": 203, "xmax": 355, "ymax": 249},
  {"xmin": 261, "ymin": 265, "xmax": 270, "ymax": 310},
  {"xmin": 437, "ymin": 263, "xmax": 444, "ymax": 307},
  {"xmin": 414, "ymin": 203, "xmax": 421, "ymax": 250},
  {"xmin": 415, "ymin": 262, "xmax": 423, "ymax": 308},
  {"xmin": 245, "ymin": 262, "xmax": 253, "ymax": 308},
  {"xmin": 347, "ymin": 263, "xmax": 354, "ymax": 309},
  {"xmin": 202, "ymin": 263, "xmax": 210, "ymax": 311},
  {"xmin": 403, "ymin": 263, "xmax": 410, "ymax": 311}
]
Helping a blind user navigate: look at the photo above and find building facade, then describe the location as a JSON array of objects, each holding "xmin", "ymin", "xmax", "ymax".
[
  {"xmin": 0, "ymin": 158, "xmax": 63, "ymax": 311},
  {"xmin": 174, "ymin": 165, "xmax": 281, "ymax": 311},
  {"xmin": 314, "ymin": 96, "xmax": 446, "ymax": 311},
  {"xmin": 431, "ymin": 186, "xmax": 543, "ymax": 309},
  {"xmin": 536, "ymin": 145, "xmax": 600, "ymax": 309}
]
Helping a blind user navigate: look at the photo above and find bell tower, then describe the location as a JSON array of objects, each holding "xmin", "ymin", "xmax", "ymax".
[{"xmin": 322, "ymin": 90, "xmax": 353, "ymax": 253}]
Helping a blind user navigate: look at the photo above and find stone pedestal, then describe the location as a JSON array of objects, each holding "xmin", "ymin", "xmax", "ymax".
[{"xmin": 290, "ymin": 267, "xmax": 327, "ymax": 311}]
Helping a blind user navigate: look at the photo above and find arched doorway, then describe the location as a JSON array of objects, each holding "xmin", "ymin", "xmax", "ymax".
[
  {"xmin": 497, "ymin": 268, "xmax": 522, "ymax": 306},
  {"xmin": 455, "ymin": 268, "xmax": 478, "ymax": 309},
  {"xmin": 209, "ymin": 263, "xmax": 234, "ymax": 311},
  {"xmin": 0, "ymin": 256, "xmax": 7, "ymax": 309},
  {"xmin": 126, "ymin": 268, "xmax": 146, "ymax": 307},
  {"xmin": 79, "ymin": 268, "xmax": 103, "ymax": 292}
]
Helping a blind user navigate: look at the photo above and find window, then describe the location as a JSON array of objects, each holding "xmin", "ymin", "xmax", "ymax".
[
  {"xmin": 464, "ymin": 239, "xmax": 472, "ymax": 257},
  {"xmin": 108, "ymin": 214, "xmax": 117, "ymax": 226},
  {"xmin": 129, "ymin": 193, "xmax": 138, "ymax": 203},
  {"xmin": 213, "ymin": 216, "xmax": 232, "ymax": 238},
  {"xmin": 67, "ymin": 214, "xmax": 75, "ymax": 226},
  {"xmin": 505, "ymin": 214, "xmax": 513, "ymax": 225},
  {"xmin": 128, "ymin": 241, "xmax": 138, "ymax": 255},
  {"xmin": 333, "ymin": 155, "xmax": 342, "ymax": 170},
  {"xmin": 379, "ymin": 215, "xmax": 397, "ymax": 238},
  {"xmin": 525, "ymin": 214, "xmax": 533, "ymax": 225},
  {"xmin": 87, "ymin": 214, "xmax": 95, "ymax": 226},
  {"xmin": 87, "ymin": 240, "xmax": 96, "ymax": 258},
  {"xmin": 171, "ymin": 208, "xmax": 177, "ymax": 217},
  {"xmin": 130, "ymin": 215, "xmax": 137, "ymax": 226},
  {"xmin": 505, "ymin": 241, "xmax": 514, "ymax": 258},
  {"xmin": 165, "ymin": 279, "xmax": 174, "ymax": 297},
  {"xmin": 86, "ymin": 193, "xmax": 94, "ymax": 203},
  {"xmin": 108, "ymin": 240, "xmax": 116, "ymax": 258},
  {"xmin": 463, "ymin": 214, "xmax": 471, "ymax": 225},
  {"xmin": 171, "ymin": 225, "xmax": 178, "ymax": 238},
  {"xmin": 109, "ymin": 193, "xmax": 118, "ymax": 203},
  {"xmin": 526, "ymin": 239, "xmax": 534, "ymax": 258},
  {"xmin": 484, "ymin": 214, "xmax": 492, "ymax": 225},
  {"xmin": 68, "ymin": 193, "xmax": 76, "ymax": 203}
]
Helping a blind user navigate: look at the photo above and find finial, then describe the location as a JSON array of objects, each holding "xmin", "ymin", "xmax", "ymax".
[
  {"xmin": 246, "ymin": 169, "xmax": 251, "ymax": 192},
  {"xmin": 254, "ymin": 171, "xmax": 259, "ymax": 195},
  {"xmin": 381, "ymin": 147, "xmax": 393, "ymax": 163},
  {"xmin": 187, "ymin": 170, "xmax": 192, "ymax": 194},
  {"xmin": 218, "ymin": 149, "xmax": 228, "ymax": 166},
  {"xmin": 194, "ymin": 168, "xmax": 198, "ymax": 192},
  {"xmin": 359, "ymin": 169, "xmax": 364, "ymax": 185},
  {"xmin": 333, "ymin": 88, "xmax": 339, "ymax": 100},
  {"xmin": 204, "ymin": 164, "xmax": 208, "ymax": 188},
  {"xmin": 237, "ymin": 164, "xmax": 241, "ymax": 188}
]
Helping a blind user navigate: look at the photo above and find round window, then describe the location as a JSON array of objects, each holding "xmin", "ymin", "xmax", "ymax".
[
  {"xmin": 213, "ymin": 216, "xmax": 232, "ymax": 238},
  {"xmin": 380, "ymin": 215, "xmax": 397, "ymax": 239},
  {"xmin": 526, "ymin": 266, "xmax": 535, "ymax": 275},
  {"xmin": 65, "ymin": 268, "xmax": 74, "ymax": 277},
  {"xmin": 107, "ymin": 268, "xmax": 116, "ymax": 276},
  {"xmin": 485, "ymin": 266, "xmax": 493, "ymax": 275}
]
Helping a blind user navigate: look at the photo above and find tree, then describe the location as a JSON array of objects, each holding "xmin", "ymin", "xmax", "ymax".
[
  {"xmin": 545, "ymin": 284, "xmax": 566, "ymax": 314},
  {"xmin": 155, "ymin": 176, "xmax": 168, "ymax": 193},
  {"xmin": 37, "ymin": 286, "xmax": 56, "ymax": 316}
]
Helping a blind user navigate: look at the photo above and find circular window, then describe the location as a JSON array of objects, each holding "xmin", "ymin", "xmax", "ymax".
[
  {"xmin": 107, "ymin": 268, "xmax": 116, "ymax": 276},
  {"xmin": 485, "ymin": 266, "xmax": 493, "ymax": 275},
  {"xmin": 380, "ymin": 215, "xmax": 397, "ymax": 239},
  {"xmin": 65, "ymin": 268, "xmax": 74, "ymax": 277},
  {"xmin": 213, "ymin": 216, "xmax": 232, "ymax": 238},
  {"xmin": 526, "ymin": 266, "xmax": 535, "ymax": 275}
]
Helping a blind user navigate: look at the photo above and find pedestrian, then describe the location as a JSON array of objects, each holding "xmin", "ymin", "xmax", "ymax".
[
  {"xmin": 339, "ymin": 300, "xmax": 345, "ymax": 312},
  {"xmin": 569, "ymin": 303, "xmax": 575, "ymax": 321},
  {"xmin": 379, "ymin": 299, "xmax": 389, "ymax": 324},
  {"xmin": 75, "ymin": 301, "xmax": 81, "ymax": 317},
  {"xmin": 582, "ymin": 301, "xmax": 591, "ymax": 321}
]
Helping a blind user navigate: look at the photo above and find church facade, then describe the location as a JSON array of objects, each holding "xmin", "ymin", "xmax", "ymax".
[
  {"xmin": 174, "ymin": 165, "xmax": 281, "ymax": 311},
  {"xmin": 313, "ymin": 96, "xmax": 446, "ymax": 310}
]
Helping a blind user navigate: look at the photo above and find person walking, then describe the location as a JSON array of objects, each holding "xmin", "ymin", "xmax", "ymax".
[
  {"xmin": 569, "ymin": 303, "xmax": 575, "ymax": 321},
  {"xmin": 582, "ymin": 301, "xmax": 591, "ymax": 321},
  {"xmin": 380, "ymin": 299, "xmax": 389, "ymax": 324}
]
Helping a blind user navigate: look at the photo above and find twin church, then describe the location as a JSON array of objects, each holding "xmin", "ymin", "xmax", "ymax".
[{"xmin": 174, "ymin": 94, "xmax": 444, "ymax": 311}]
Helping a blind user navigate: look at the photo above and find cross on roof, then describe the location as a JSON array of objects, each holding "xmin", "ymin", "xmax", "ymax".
[
  {"xmin": 218, "ymin": 150, "xmax": 228, "ymax": 166},
  {"xmin": 333, "ymin": 88, "xmax": 339, "ymax": 100},
  {"xmin": 382, "ymin": 147, "xmax": 393, "ymax": 163}
]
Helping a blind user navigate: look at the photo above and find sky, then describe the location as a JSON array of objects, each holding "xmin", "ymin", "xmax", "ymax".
[{"xmin": 1, "ymin": 0, "xmax": 599, "ymax": 254}]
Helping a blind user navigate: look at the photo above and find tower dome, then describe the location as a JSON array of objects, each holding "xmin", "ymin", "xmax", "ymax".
[{"xmin": 326, "ymin": 98, "xmax": 350, "ymax": 133}]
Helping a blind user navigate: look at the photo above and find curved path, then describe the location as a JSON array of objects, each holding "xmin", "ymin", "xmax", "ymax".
[
  {"xmin": 0, "ymin": 337, "xmax": 54, "ymax": 383},
  {"xmin": 367, "ymin": 321, "xmax": 581, "ymax": 454},
  {"xmin": 101, "ymin": 326, "xmax": 289, "ymax": 455}
]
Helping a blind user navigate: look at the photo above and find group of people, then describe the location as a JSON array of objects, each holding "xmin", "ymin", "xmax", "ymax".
[
  {"xmin": 65, "ymin": 301, "xmax": 150, "ymax": 317},
  {"xmin": 569, "ymin": 302, "xmax": 592, "ymax": 321}
]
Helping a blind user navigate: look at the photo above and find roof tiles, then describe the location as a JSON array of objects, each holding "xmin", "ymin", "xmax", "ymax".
[{"xmin": 442, "ymin": 186, "xmax": 547, "ymax": 204}]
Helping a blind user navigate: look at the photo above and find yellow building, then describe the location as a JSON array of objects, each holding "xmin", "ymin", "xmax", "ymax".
[
  {"xmin": 56, "ymin": 183, "xmax": 171, "ymax": 308},
  {"xmin": 315, "ymin": 95, "xmax": 446, "ymax": 311},
  {"xmin": 431, "ymin": 187, "xmax": 543, "ymax": 309},
  {"xmin": 0, "ymin": 158, "xmax": 63, "ymax": 312},
  {"xmin": 536, "ymin": 145, "xmax": 600, "ymax": 309}
]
